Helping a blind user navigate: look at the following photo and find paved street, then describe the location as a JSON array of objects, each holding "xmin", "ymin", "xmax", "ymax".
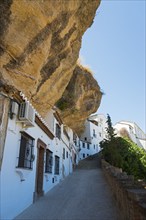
[{"xmin": 15, "ymin": 155, "xmax": 119, "ymax": 220}]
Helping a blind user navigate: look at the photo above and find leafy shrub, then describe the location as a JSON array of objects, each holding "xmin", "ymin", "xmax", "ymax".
[
  {"xmin": 56, "ymin": 99, "xmax": 69, "ymax": 110},
  {"xmin": 100, "ymin": 137, "xmax": 146, "ymax": 181}
]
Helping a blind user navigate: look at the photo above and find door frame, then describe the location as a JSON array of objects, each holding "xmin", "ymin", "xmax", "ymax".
[{"xmin": 33, "ymin": 139, "xmax": 46, "ymax": 202}]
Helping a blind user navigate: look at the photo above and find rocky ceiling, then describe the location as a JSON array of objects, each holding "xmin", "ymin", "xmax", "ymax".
[{"xmin": 0, "ymin": 0, "xmax": 102, "ymax": 134}]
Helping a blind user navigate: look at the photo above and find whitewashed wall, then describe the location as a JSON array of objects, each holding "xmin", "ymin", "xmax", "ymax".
[
  {"xmin": 0, "ymin": 111, "xmax": 73, "ymax": 220},
  {"xmin": 79, "ymin": 141, "xmax": 91, "ymax": 160},
  {"xmin": 79, "ymin": 114, "xmax": 107, "ymax": 160},
  {"xmin": 114, "ymin": 121, "xmax": 146, "ymax": 150},
  {"xmin": 1, "ymin": 117, "xmax": 36, "ymax": 220}
]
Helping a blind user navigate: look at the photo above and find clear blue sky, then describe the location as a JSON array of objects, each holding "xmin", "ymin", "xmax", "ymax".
[{"xmin": 80, "ymin": 0, "xmax": 146, "ymax": 133}]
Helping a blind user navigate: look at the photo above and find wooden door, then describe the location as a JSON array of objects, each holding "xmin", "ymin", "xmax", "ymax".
[{"xmin": 36, "ymin": 139, "xmax": 46, "ymax": 196}]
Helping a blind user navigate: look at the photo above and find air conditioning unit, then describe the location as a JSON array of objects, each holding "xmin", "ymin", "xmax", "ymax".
[
  {"xmin": 11, "ymin": 101, "xmax": 19, "ymax": 115},
  {"xmin": 19, "ymin": 102, "xmax": 35, "ymax": 127}
]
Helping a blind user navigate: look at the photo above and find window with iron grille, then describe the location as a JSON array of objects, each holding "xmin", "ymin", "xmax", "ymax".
[
  {"xmin": 56, "ymin": 124, "xmax": 61, "ymax": 139},
  {"xmin": 18, "ymin": 132, "xmax": 34, "ymax": 169},
  {"xmin": 66, "ymin": 151, "xmax": 68, "ymax": 158},
  {"xmin": 45, "ymin": 150, "xmax": 53, "ymax": 173},
  {"xmin": 54, "ymin": 156, "xmax": 60, "ymax": 175},
  {"xmin": 63, "ymin": 148, "xmax": 65, "ymax": 159}
]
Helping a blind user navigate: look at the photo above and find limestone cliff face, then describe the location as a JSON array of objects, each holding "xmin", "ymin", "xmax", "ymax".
[
  {"xmin": 0, "ymin": 0, "xmax": 101, "ymax": 133},
  {"xmin": 56, "ymin": 65, "xmax": 102, "ymax": 134}
]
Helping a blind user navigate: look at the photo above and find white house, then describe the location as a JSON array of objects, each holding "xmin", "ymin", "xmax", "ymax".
[
  {"xmin": 61, "ymin": 125, "xmax": 79, "ymax": 177},
  {"xmin": 114, "ymin": 121, "xmax": 146, "ymax": 150},
  {"xmin": 73, "ymin": 132, "xmax": 80, "ymax": 165},
  {"xmin": 79, "ymin": 114, "xmax": 107, "ymax": 160},
  {"xmin": 0, "ymin": 92, "xmax": 79, "ymax": 220}
]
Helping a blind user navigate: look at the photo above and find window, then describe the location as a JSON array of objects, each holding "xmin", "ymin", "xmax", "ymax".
[
  {"xmin": 74, "ymin": 154, "xmax": 77, "ymax": 163},
  {"xmin": 83, "ymin": 153, "xmax": 85, "ymax": 158},
  {"xmin": 84, "ymin": 137, "xmax": 87, "ymax": 141},
  {"xmin": 63, "ymin": 127, "xmax": 70, "ymax": 140},
  {"xmin": 56, "ymin": 124, "xmax": 61, "ymax": 139},
  {"xmin": 74, "ymin": 139, "xmax": 77, "ymax": 146},
  {"xmin": 94, "ymin": 144, "xmax": 95, "ymax": 149},
  {"xmin": 18, "ymin": 132, "xmax": 34, "ymax": 169},
  {"xmin": 129, "ymin": 126, "xmax": 133, "ymax": 133},
  {"xmin": 66, "ymin": 151, "xmax": 68, "ymax": 158},
  {"xmin": 82, "ymin": 142, "xmax": 85, "ymax": 148},
  {"xmin": 45, "ymin": 150, "xmax": 53, "ymax": 173},
  {"xmin": 93, "ymin": 129, "xmax": 96, "ymax": 137},
  {"xmin": 63, "ymin": 148, "xmax": 65, "ymax": 159},
  {"xmin": 54, "ymin": 156, "xmax": 60, "ymax": 174},
  {"xmin": 99, "ymin": 132, "xmax": 102, "ymax": 137},
  {"xmin": 87, "ymin": 143, "xmax": 90, "ymax": 149}
]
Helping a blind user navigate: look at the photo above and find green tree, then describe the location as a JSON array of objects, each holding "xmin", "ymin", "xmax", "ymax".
[
  {"xmin": 106, "ymin": 114, "xmax": 116, "ymax": 141},
  {"xmin": 100, "ymin": 136, "xmax": 146, "ymax": 181}
]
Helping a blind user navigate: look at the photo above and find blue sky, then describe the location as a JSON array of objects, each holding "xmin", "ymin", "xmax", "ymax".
[{"xmin": 79, "ymin": 0, "xmax": 146, "ymax": 132}]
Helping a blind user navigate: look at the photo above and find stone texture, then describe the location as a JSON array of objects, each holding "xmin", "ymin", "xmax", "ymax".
[
  {"xmin": 56, "ymin": 64, "xmax": 102, "ymax": 134},
  {"xmin": 102, "ymin": 160, "xmax": 146, "ymax": 220},
  {"xmin": 0, "ymin": 0, "xmax": 101, "ymax": 133}
]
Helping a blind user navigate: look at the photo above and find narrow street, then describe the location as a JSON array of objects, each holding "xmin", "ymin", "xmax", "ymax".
[{"xmin": 15, "ymin": 155, "xmax": 119, "ymax": 220}]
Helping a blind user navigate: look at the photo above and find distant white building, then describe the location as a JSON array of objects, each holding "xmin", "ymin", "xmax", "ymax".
[
  {"xmin": 79, "ymin": 114, "xmax": 107, "ymax": 160},
  {"xmin": 114, "ymin": 121, "xmax": 146, "ymax": 150},
  {"xmin": 0, "ymin": 92, "xmax": 79, "ymax": 220},
  {"xmin": 73, "ymin": 133, "xmax": 80, "ymax": 166}
]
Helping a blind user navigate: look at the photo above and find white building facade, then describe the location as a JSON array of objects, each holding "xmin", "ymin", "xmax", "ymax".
[
  {"xmin": 0, "ymin": 93, "xmax": 79, "ymax": 220},
  {"xmin": 79, "ymin": 114, "xmax": 107, "ymax": 160},
  {"xmin": 114, "ymin": 121, "xmax": 146, "ymax": 150}
]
